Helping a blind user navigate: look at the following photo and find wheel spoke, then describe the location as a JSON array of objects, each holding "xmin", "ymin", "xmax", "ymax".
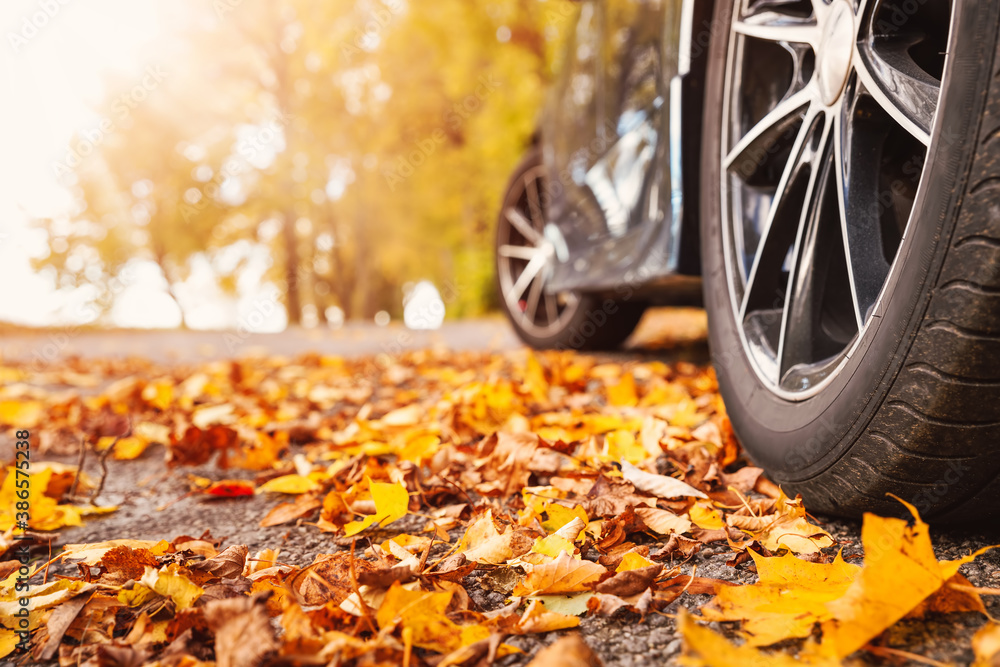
[
  {"xmin": 776, "ymin": 118, "xmax": 834, "ymax": 379},
  {"xmin": 854, "ymin": 38, "xmax": 940, "ymax": 145},
  {"xmin": 834, "ymin": 81, "xmax": 896, "ymax": 324},
  {"xmin": 498, "ymin": 244, "xmax": 540, "ymax": 261},
  {"xmin": 524, "ymin": 274, "xmax": 544, "ymax": 324},
  {"xmin": 740, "ymin": 106, "xmax": 820, "ymax": 318},
  {"xmin": 507, "ymin": 254, "xmax": 546, "ymax": 303},
  {"xmin": 725, "ymin": 87, "xmax": 814, "ymax": 174},
  {"xmin": 544, "ymin": 292, "xmax": 558, "ymax": 325},
  {"xmin": 733, "ymin": 10, "xmax": 819, "ymax": 46},
  {"xmin": 832, "ymin": 101, "xmax": 865, "ymax": 330},
  {"xmin": 504, "ymin": 208, "xmax": 542, "ymax": 245}
]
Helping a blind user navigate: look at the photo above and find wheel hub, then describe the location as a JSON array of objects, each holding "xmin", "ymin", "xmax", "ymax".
[{"xmin": 817, "ymin": 1, "xmax": 856, "ymax": 106}]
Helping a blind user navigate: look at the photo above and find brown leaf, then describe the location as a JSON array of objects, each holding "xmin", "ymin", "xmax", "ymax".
[
  {"xmin": 40, "ymin": 590, "xmax": 93, "ymax": 660},
  {"xmin": 651, "ymin": 535, "xmax": 702, "ymax": 560},
  {"xmin": 356, "ymin": 564, "xmax": 416, "ymax": 588},
  {"xmin": 190, "ymin": 544, "xmax": 249, "ymax": 579},
  {"xmin": 595, "ymin": 563, "xmax": 663, "ymax": 598},
  {"xmin": 290, "ymin": 551, "xmax": 376, "ymax": 606},
  {"xmin": 719, "ymin": 466, "xmax": 764, "ymax": 493},
  {"xmin": 259, "ymin": 494, "xmax": 322, "ymax": 527},
  {"xmin": 98, "ymin": 546, "xmax": 159, "ymax": 583},
  {"xmin": 203, "ymin": 592, "xmax": 278, "ymax": 667},
  {"xmin": 525, "ymin": 634, "xmax": 603, "ymax": 667}
]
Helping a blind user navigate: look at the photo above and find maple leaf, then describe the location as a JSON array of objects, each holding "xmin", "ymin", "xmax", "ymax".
[
  {"xmin": 700, "ymin": 549, "xmax": 860, "ymax": 646},
  {"xmin": 812, "ymin": 498, "xmax": 997, "ymax": 660},
  {"xmin": 343, "ymin": 478, "xmax": 409, "ymax": 536}
]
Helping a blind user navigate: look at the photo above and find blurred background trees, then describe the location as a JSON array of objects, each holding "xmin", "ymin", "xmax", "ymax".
[{"xmin": 32, "ymin": 0, "xmax": 577, "ymax": 327}]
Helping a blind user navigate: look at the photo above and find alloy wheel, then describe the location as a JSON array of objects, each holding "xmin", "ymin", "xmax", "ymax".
[
  {"xmin": 497, "ymin": 165, "xmax": 580, "ymax": 338},
  {"xmin": 720, "ymin": 0, "xmax": 955, "ymax": 398}
]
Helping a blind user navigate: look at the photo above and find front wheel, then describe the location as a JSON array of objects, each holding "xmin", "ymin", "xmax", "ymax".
[
  {"xmin": 701, "ymin": 0, "xmax": 1000, "ymax": 519},
  {"xmin": 495, "ymin": 148, "xmax": 646, "ymax": 350}
]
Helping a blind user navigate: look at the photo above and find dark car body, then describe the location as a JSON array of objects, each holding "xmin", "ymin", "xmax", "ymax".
[{"xmin": 535, "ymin": 0, "xmax": 714, "ymax": 304}]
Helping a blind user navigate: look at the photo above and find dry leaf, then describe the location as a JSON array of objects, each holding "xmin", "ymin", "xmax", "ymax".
[
  {"xmin": 619, "ymin": 460, "xmax": 707, "ymax": 499},
  {"xmin": 512, "ymin": 552, "xmax": 606, "ymax": 596},
  {"xmin": 525, "ymin": 634, "xmax": 603, "ymax": 667}
]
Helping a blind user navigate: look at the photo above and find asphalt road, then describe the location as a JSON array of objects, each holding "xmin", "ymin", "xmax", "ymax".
[{"xmin": 6, "ymin": 309, "xmax": 1000, "ymax": 665}]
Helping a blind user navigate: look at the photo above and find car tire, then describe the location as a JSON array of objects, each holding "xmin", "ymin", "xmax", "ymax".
[
  {"xmin": 496, "ymin": 148, "xmax": 647, "ymax": 351},
  {"xmin": 700, "ymin": 0, "xmax": 1000, "ymax": 519}
]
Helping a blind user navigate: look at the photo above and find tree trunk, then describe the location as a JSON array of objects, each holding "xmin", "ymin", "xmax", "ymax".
[{"xmin": 283, "ymin": 210, "xmax": 301, "ymax": 325}]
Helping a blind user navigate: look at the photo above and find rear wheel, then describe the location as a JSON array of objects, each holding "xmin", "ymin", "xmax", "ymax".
[
  {"xmin": 701, "ymin": 0, "xmax": 1000, "ymax": 518},
  {"xmin": 496, "ymin": 148, "xmax": 646, "ymax": 350}
]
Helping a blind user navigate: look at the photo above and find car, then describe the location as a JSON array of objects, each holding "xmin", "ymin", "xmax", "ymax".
[{"xmin": 494, "ymin": 0, "xmax": 1000, "ymax": 520}]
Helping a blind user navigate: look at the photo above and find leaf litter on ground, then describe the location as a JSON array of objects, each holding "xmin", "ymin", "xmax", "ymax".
[{"xmin": 0, "ymin": 348, "xmax": 996, "ymax": 665}]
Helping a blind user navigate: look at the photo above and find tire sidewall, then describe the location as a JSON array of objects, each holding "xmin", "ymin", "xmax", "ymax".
[{"xmin": 700, "ymin": 0, "xmax": 995, "ymax": 481}]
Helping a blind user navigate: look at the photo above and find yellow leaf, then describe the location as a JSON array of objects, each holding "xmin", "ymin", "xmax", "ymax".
[
  {"xmin": 815, "ymin": 499, "xmax": 997, "ymax": 659},
  {"xmin": 689, "ymin": 503, "xmax": 725, "ymax": 530},
  {"xmin": 140, "ymin": 564, "xmax": 203, "ymax": 610},
  {"xmin": 513, "ymin": 551, "xmax": 606, "ymax": 596},
  {"xmin": 541, "ymin": 504, "xmax": 588, "ymax": 535},
  {"xmin": 376, "ymin": 583, "xmax": 488, "ymax": 654},
  {"xmin": 258, "ymin": 474, "xmax": 320, "ymax": 495},
  {"xmin": 141, "ymin": 379, "xmax": 173, "ymax": 410},
  {"xmin": 399, "ymin": 434, "xmax": 441, "ymax": 464},
  {"xmin": 607, "ymin": 373, "xmax": 638, "ymax": 407},
  {"xmin": 0, "ymin": 628, "xmax": 18, "ymax": 659},
  {"xmin": 118, "ymin": 584, "xmax": 159, "ymax": 608},
  {"xmin": 96, "ymin": 435, "xmax": 149, "ymax": 460},
  {"xmin": 532, "ymin": 534, "xmax": 578, "ymax": 559},
  {"xmin": 0, "ymin": 580, "xmax": 89, "ymax": 617},
  {"xmin": 701, "ymin": 550, "xmax": 860, "ymax": 647},
  {"xmin": 0, "ymin": 400, "xmax": 43, "ymax": 428},
  {"xmin": 343, "ymin": 478, "xmax": 409, "ymax": 536},
  {"xmin": 527, "ymin": 593, "xmax": 594, "ymax": 616},
  {"xmin": 679, "ymin": 610, "xmax": 836, "ymax": 667},
  {"xmin": 605, "ymin": 431, "xmax": 647, "ymax": 464},
  {"xmin": 0, "ymin": 467, "xmax": 110, "ymax": 532},
  {"xmin": 973, "ymin": 623, "xmax": 1000, "ymax": 667},
  {"xmin": 617, "ymin": 552, "xmax": 656, "ymax": 572},
  {"xmin": 515, "ymin": 599, "xmax": 580, "ymax": 634}
]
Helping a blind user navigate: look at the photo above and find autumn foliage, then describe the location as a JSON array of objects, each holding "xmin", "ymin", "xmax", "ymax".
[{"xmin": 1, "ymin": 349, "xmax": 998, "ymax": 665}]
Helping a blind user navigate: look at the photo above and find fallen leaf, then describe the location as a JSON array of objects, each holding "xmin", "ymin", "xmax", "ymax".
[
  {"xmin": 515, "ymin": 599, "xmax": 581, "ymax": 633},
  {"xmin": 525, "ymin": 634, "xmax": 603, "ymax": 667},
  {"xmin": 620, "ymin": 460, "xmax": 707, "ymax": 499},
  {"xmin": 257, "ymin": 474, "xmax": 319, "ymax": 495},
  {"xmin": 343, "ymin": 478, "xmax": 409, "ymax": 536},
  {"xmin": 203, "ymin": 592, "xmax": 278, "ymax": 667},
  {"xmin": 513, "ymin": 552, "xmax": 606, "ymax": 596}
]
